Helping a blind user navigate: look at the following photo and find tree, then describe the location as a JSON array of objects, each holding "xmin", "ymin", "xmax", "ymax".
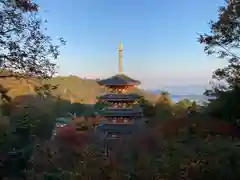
[
  {"xmin": 94, "ymin": 101, "xmax": 110, "ymax": 112},
  {"xmin": 155, "ymin": 92, "xmax": 173, "ymax": 120},
  {"xmin": 173, "ymin": 99, "xmax": 191, "ymax": 117},
  {"xmin": 138, "ymin": 96, "xmax": 155, "ymax": 117},
  {"xmin": 176, "ymin": 99, "xmax": 193, "ymax": 109},
  {"xmin": 156, "ymin": 91, "xmax": 173, "ymax": 105},
  {"xmin": 198, "ymin": 0, "xmax": 240, "ymax": 90},
  {"xmin": 0, "ymin": 0, "xmax": 65, "ymax": 79},
  {"xmin": 199, "ymin": 1, "xmax": 240, "ymax": 122},
  {"xmin": 0, "ymin": 1, "xmax": 65, "ymax": 178}
]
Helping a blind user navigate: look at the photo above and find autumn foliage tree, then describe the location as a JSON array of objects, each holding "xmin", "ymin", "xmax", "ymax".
[{"xmin": 199, "ymin": 1, "xmax": 240, "ymax": 123}]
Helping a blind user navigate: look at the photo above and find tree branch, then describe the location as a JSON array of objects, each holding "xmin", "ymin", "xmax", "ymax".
[{"xmin": 0, "ymin": 29, "xmax": 17, "ymax": 35}]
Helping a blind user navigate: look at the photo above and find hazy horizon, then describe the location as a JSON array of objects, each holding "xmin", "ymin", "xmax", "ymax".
[{"xmin": 38, "ymin": 0, "xmax": 227, "ymax": 90}]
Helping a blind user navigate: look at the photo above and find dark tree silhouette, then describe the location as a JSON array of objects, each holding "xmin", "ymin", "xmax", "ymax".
[
  {"xmin": 0, "ymin": 0, "xmax": 65, "ymax": 79},
  {"xmin": 199, "ymin": 1, "xmax": 240, "ymax": 91},
  {"xmin": 199, "ymin": 1, "xmax": 240, "ymax": 122}
]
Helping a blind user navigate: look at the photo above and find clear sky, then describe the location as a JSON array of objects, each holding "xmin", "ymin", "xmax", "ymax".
[{"xmin": 37, "ymin": 0, "xmax": 227, "ymax": 89}]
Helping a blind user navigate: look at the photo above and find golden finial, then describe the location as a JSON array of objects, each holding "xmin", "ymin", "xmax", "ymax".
[
  {"xmin": 119, "ymin": 43, "xmax": 123, "ymax": 51},
  {"xmin": 118, "ymin": 43, "xmax": 123, "ymax": 73}
]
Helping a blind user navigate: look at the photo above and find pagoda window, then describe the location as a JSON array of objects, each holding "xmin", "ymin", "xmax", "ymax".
[
  {"xmin": 111, "ymin": 134, "xmax": 117, "ymax": 138},
  {"xmin": 118, "ymin": 88, "xmax": 127, "ymax": 93},
  {"xmin": 108, "ymin": 88, "xmax": 117, "ymax": 93},
  {"xmin": 128, "ymin": 104, "xmax": 133, "ymax": 108}
]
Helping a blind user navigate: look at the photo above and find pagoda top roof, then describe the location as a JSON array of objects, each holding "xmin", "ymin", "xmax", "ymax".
[
  {"xmin": 97, "ymin": 74, "xmax": 140, "ymax": 86},
  {"xmin": 98, "ymin": 93, "xmax": 141, "ymax": 101}
]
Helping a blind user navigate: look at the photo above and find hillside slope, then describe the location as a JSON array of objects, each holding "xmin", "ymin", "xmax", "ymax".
[
  {"xmin": 46, "ymin": 75, "xmax": 158, "ymax": 103},
  {"xmin": 0, "ymin": 75, "xmax": 158, "ymax": 104}
]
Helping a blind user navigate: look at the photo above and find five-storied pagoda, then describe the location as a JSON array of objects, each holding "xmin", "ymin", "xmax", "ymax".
[{"xmin": 96, "ymin": 43, "xmax": 143, "ymax": 155}]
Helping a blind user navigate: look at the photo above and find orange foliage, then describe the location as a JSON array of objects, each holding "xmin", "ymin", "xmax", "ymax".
[{"xmin": 150, "ymin": 118, "xmax": 239, "ymax": 138}]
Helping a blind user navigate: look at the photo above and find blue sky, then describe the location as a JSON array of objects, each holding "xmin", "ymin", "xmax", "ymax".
[{"xmin": 37, "ymin": 0, "xmax": 227, "ymax": 89}]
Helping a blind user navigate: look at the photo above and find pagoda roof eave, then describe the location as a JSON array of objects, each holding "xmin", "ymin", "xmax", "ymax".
[
  {"xmin": 98, "ymin": 99, "xmax": 137, "ymax": 102},
  {"xmin": 96, "ymin": 124, "xmax": 137, "ymax": 133},
  {"xmin": 101, "ymin": 107, "xmax": 142, "ymax": 111},
  {"xmin": 97, "ymin": 74, "xmax": 140, "ymax": 86},
  {"xmin": 102, "ymin": 115, "xmax": 143, "ymax": 117},
  {"xmin": 98, "ymin": 93, "xmax": 141, "ymax": 101},
  {"xmin": 99, "ymin": 112, "xmax": 143, "ymax": 117}
]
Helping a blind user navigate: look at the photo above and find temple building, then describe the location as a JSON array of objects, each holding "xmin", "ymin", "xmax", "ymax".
[{"xmin": 96, "ymin": 43, "xmax": 143, "ymax": 155}]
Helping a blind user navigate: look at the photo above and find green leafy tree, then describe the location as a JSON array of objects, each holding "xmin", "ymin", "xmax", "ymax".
[
  {"xmin": 155, "ymin": 91, "xmax": 173, "ymax": 120},
  {"xmin": 199, "ymin": 1, "xmax": 240, "ymax": 122},
  {"xmin": 138, "ymin": 96, "xmax": 155, "ymax": 117},
  {"xmin": 176, "ymin": 99, "xmax": 192, "ymax": 109},
  {"xmin": 173, "ymin": 99, "xmax": 191, "ymax": 117},
  {"xmin": 10, "ymin": 97, "xmax": 55, "ymax": 141},
  {"xmin": 94, "ymin": 101, "xmax": 110, "ymax": 112}
]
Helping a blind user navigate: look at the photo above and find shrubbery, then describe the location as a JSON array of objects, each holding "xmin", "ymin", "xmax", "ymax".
[{"xmin": 22, "ymin": 127, "xmax": 240, "ymax": 180}]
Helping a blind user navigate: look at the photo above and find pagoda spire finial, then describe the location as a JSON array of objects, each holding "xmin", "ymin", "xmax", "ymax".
[{"xmin": 118, "ymin": 42, "xmax": 123, "ymax": 74}]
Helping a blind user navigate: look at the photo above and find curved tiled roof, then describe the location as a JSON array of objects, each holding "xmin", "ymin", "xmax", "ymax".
[
  {"xmin": 97, "ymin": 74, "xmax": 140, "ymax": 86},
  {"xmin": 98, "ymin": 93, "xmax": 141, "ymax": 101},
  {"xmin": 99, "ymin": 108, "xmax": 143, "ymax": 117}
]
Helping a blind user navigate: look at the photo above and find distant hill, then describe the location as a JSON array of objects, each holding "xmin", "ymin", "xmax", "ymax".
[{"xmin": 0, "ymin": 74, "xmax": 158, "ymax": 104}]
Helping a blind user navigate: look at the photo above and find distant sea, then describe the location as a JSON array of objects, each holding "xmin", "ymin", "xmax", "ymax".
[
  {"xmin": 169, "ymin": 94, "xmax": 209, "ymax": 104},
  {"xmin": 151, "ymin": 90, "xmax": 211, "ymax": 104}
]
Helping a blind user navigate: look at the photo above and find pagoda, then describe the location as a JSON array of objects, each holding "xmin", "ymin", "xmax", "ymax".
[{"xmin": 96, "ymin": 43, "xmax": 143, "ymax": 155}]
